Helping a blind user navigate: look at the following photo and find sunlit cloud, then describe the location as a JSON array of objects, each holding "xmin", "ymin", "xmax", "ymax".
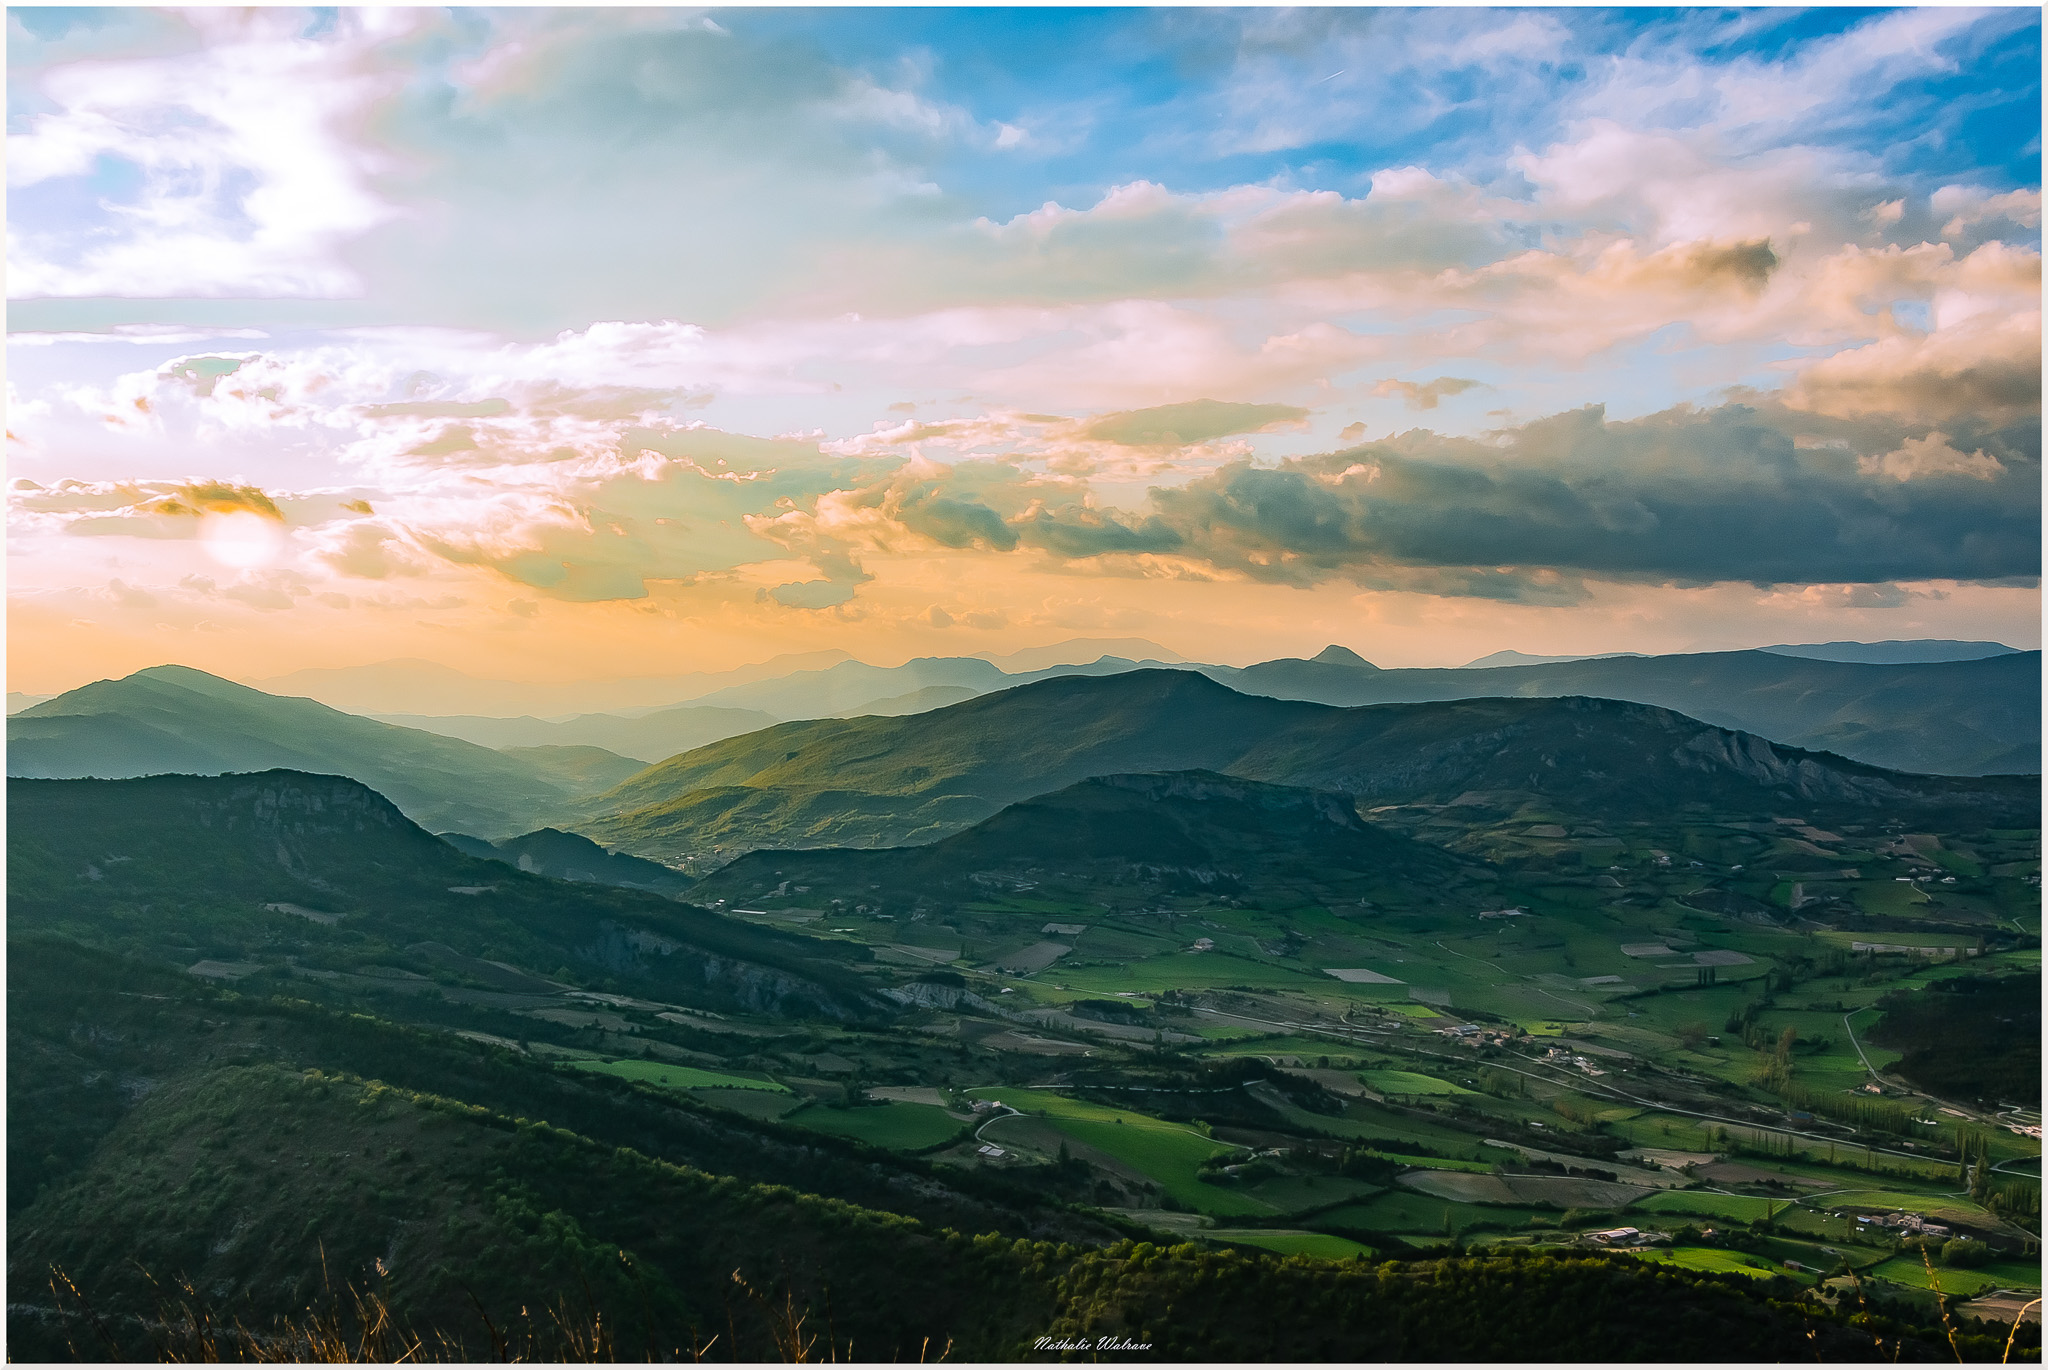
[{"xmin": 5, "ymin": 7, "xmax": 2037, "ymax": 689}]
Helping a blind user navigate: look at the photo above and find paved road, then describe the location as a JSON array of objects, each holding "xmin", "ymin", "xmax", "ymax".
[{"xmin": 1842, "ymin": 1009, "xmax": 1885, "ymax": 1083}]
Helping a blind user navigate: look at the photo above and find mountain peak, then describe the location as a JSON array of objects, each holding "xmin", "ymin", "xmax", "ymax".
[
  {"xmin": 1310, "ymin": 644, "xmax": 1376, "ymax": 668},
  {"xmin": 132, "ymin": 663, "xmax": 266, "ymax": 696}
]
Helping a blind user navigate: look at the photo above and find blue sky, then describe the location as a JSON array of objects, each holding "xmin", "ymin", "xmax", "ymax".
[{"xmin": 5, "ymin": 7, "xmax": 2041, "ymax": 689}]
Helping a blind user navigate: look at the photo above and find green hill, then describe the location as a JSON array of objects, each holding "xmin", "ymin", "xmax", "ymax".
[
  {"xmin": 7, "ymin": 665, "xmax": 609, "ymax": 838},
  {"xmin": 575, "ymin": 670, "xmax": 2036, "ymax": 865},
  {"xmin": 7, "ymin": 771, "xmax": 873, "ymax": 1021}
]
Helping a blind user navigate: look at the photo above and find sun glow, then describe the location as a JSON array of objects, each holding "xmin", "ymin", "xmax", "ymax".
[{"xmin": 197, "ymin": 511, "xmax": 284, "ymax": 569}]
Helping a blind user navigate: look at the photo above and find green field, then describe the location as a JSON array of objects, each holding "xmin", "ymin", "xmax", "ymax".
[
  {"xmin": 1264, "ymin": 1097, "xmax": 1497, "ymax": 1157},
  {"xmin": 782, "ymin": 1100, "xmax": 966, "ymax": 1151},
  {"xmin": 1634, "ymin": 1190, "xmax": 1792, "ymax": 1223},
  {"xmin": 973, "ymin": 1088, "xmax": 1269, "ymax": 1216},
  {"xmin": 1827, "ymin": 1190, "xmax": 1985, "ymax": 1218},
  {"xmin": 1242, "ymin": 1174, "xmax": 1382, "ymax": 1214},
  {"xmin": 1376, "ymin": 1151, "xmax": 1502, "ymax": 1174},
  {"xmin": 1363, "ymin": 1069, "xmax": 1475, "ymax": 1096},
  {"xmin": 1867, "ymin": 1256, "xmax": 2045, "ymax": 1298},
  {"xmin": 1208, "ymin": 1228, "xmax": 1374, "ymax": 1260},
  {"xmin": 689, "ymin": 1086, "xmax": 803, "ymax": 1121},
  {"xmin": 1634, "ymin": 1246, "xmax": 1797, "ymax": 1279},
  {"xmin": 1376, "ymin": 1002, "xmax": 1449, "ymax": 1020},
  {"xmin": 569, "ymin": 1058, "xmax": 789, "ymax": 1092}
]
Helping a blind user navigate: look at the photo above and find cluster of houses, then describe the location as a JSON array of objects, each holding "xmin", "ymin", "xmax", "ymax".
[
  {"xmin": 1855, "ymin": 1212, "xmax": 1951, "ymax": 1238},
  {"xmin": 1435, "ymin": 1024, "xmax": 1515, "ymax": 1047},
  {"xmin": 1542, "ymin": 1045, "xmax": 1608, "ymax": 1076}
]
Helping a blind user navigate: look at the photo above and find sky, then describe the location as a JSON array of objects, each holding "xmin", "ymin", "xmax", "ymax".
[{"xmin": 7, "ymin": 5, "xmax": 2042, "ymax": 695}]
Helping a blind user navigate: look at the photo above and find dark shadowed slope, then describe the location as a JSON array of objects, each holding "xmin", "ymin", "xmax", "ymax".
[
  {"xmin": 440, "ymin": 825, "xmax": 693, "ymax": 896},
  {"xmin": 693, "ymin": 769, "xmax": 1462, "ymax": 905},
  {"xmin": 8, "ymin": 770, "xmax": 874, "ymax": 1020}
]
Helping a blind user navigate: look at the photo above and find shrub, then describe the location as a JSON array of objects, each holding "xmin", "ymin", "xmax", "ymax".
[{"xmin": 1941, "ymin": 1237, "xmax": 1992, "ymax": 1268}]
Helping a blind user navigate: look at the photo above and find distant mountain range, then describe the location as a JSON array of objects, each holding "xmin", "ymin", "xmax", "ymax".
[
  {"xmin": 1459, "ymin": 639, "xmax": 2020, "ymax": 669},
  {"xmin": 243, "ymin": 637, "xmax": 1183, "ymax": 717},
  {"xmin": 329, "ymin": 641, "xmax": 2041, "ymax": 778},
  {"xmin": 374, "ymin": 704, "xmax": 783, "ymax": 765},
  {"xmin": 577, "ymin": 669, "xmax": 2036, "ymax": 866},
  {"xmin": 1201, "ymin": 648, "xmax": 2040, "ymax": 776},
  {"xmin": 250, "ymin": 650, "xmax": 854, "ymax": 717},
  {"xmin": 1459, "ymin": 650, "xmax": 1646, "ymax": 668},
  {"xmin": 6, "ymin": 665, "xmax": 632, "ymax": 838},
  {"xmin": 1762, "ymin": 639, "xmax": 2025, "ymax": 665}
]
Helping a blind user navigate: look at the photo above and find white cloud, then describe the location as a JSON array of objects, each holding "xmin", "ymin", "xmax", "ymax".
[
  {"xmin": 7, "ymin": 325, "xmax": 270, "ymax": 347},
  {"xmin": 9, "ymin": 9, "xmax": 408, "ymax": 298},
  {"xmin": 1859, "ymin": 433, "xmax": 2006, "ymax": 483},
  {"xmin": 1931, "ymin": 184, "xmax": 2045, "ymax": 240}
]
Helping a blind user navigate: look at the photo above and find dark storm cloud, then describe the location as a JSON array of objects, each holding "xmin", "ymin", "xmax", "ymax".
[
  {"xmin": 1145, "ymin": 403, "xmax": 2039, "ymax": 589},
  {"xmin": 1141, "ymin": 404, "xmax": 2037, "ymax": 588},
  {"xmin": 896, "ymin": 488, "xmax": 1020, "ymax": 551},
  {"xmin": 935, "ymin": 401, "xmax": 2039, "ymax": 596}
]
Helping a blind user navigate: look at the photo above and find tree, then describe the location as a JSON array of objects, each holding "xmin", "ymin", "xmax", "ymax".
[{"xmin": 1941, "ymin": 1238, "xmax": 1992, "ymax": 1269}]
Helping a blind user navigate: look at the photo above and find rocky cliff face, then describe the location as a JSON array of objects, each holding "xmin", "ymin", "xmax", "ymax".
[{"xmin": 184, "ymin": 771, "xmax": 414, "ymax": 834}]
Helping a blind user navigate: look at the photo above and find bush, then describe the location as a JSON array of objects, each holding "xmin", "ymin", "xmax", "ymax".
[{"xmin": 1941, "ymin": 1238, "xmax": 1992, "ymax": 1268}]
